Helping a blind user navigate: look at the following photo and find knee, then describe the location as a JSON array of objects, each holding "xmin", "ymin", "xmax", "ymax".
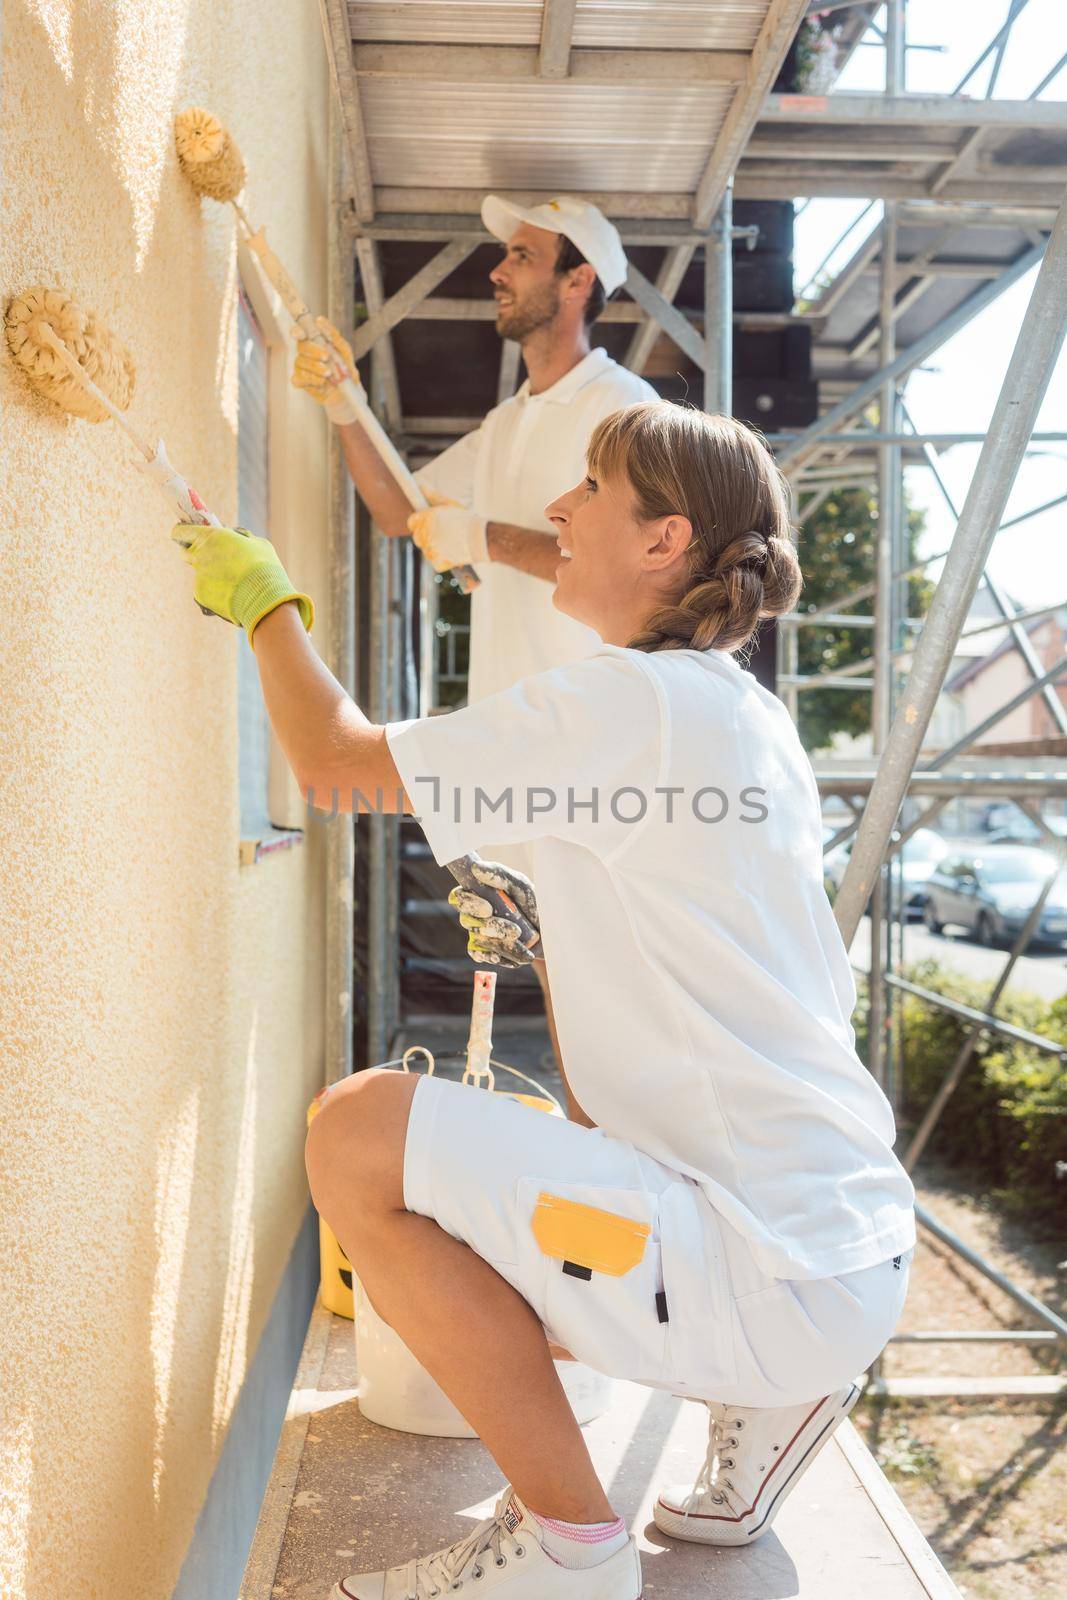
[{"xmin": 304, "ymin": 1069, "xmax": 410, "ymax": 1211}]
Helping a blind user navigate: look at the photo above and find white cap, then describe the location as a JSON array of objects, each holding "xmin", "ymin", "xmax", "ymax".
[{"xmin": 481, "ymin": 194, "xmax": 629, "ymax": 297}]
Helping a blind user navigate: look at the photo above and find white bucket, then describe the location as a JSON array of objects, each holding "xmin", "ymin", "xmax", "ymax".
[
  {"xmin": 354, "ymin": 1274, "xmax": 613, "ymax": 1436},
  {"xmin": 353, "ymin": 978, "xmax": 614, "ymax": 1436}
]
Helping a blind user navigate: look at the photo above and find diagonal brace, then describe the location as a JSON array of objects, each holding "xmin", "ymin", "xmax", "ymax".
[
  {"xmin": 352, "ymin": 240, "xmax": 476, "ymax": 360},
  {"xmin": 623, "ymin": 264, "xmax": 706, "ymax": 370}
]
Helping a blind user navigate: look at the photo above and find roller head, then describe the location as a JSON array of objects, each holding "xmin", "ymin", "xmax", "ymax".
[
  {"xmin": 174, "ymin": 107, "xmax": 246, "ymax": 203},
  {"xmin": 4, "ymin": 286, "xmax": 135, "ymax": 422}
]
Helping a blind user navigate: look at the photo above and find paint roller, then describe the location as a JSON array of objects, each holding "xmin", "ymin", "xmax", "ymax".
[
  {"xmin": 172, "ymin": 107, "xmax": 480, "ymax": 596},
  {"xmin": 3, "ymin": 287, "xmax": 539, "ymax": 960},
  {"xmin": 4, "ymin": 285, "xmax": 221, "ymax": 530}
]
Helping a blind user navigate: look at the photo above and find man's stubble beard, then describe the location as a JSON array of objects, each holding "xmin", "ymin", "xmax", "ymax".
[{"xmin": 494, "ymin": 278, "xmax": 562, "ymax": 343}]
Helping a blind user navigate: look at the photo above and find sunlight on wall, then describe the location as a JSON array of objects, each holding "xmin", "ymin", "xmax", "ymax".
[
  {"xmin": 150, "ymin": 1089, "xmax": 201, "ymax": 1507},
  {"xmin": 111, "ymin": 0, "xmax": 190, "ymax": 270},
  {"xmin": 22, "ymin": 0, "xmax": 74, "ymax": 80},
  {"xmin": 0, "ymin": 1404, "xmax": 34, "ymax": 1597},
  {"xmin": 1, "ymin": 2, "xmax": 330, "ymax": 1589},
  {"xmin": 211, "ymin": 1013, "xmax": 258, "ymax": 1445}
]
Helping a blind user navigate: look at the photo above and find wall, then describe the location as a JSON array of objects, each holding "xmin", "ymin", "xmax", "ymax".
[
  {"xmin": 0, "ymin": 3, "xmax": 332, "ymax": 1595},
  {"xmin": 956, "ymin": 619, "xmax": 1067, "ymax": 745}
]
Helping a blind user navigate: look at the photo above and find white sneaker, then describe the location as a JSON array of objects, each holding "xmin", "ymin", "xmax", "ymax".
[
  {"xmin": 654, "ymin": 1382, "xmax": 861, "ymax": 1547},
  {"xmin": 332, "ymin": 1487, "xmax": 643, "ymax": 1599}
]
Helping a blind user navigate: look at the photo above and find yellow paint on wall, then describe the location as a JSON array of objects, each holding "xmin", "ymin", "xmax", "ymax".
[{"xmin": 0, "ymin": 2, "xmax": 332, "ymax": 1595}]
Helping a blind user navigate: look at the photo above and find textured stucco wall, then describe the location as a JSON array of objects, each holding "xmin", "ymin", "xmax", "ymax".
[{"xmin": 0, "ymin": 4, "xmax": 332, "ymax": 1595}]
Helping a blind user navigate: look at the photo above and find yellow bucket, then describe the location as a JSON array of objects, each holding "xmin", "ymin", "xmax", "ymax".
[
  {"xmin": 307, "ymin": 1089, "xmax": 355, "ymax": 1319},
  {"xmin": 306, "ymin": 1053, "xmax": 561, "ymax": 1321}
]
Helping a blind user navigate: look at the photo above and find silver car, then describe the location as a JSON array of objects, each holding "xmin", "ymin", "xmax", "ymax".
[{"xmin": 923, "ymin": 845, "xmax": 1067, "ymax": 948}]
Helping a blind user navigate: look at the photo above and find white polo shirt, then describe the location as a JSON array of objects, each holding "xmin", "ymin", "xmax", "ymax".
[
  {"xmin": 415, "ymin": 346, "xmax": 657, "ymax": 708},
  {"xmin": 386, "ymin": 644, "xmax": 916, "ymax": 1282}
]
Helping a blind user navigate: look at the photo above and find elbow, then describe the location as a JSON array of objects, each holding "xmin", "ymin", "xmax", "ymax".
[
  {"xmin": 296, "ymin": 762, "xmax": 354, "ymax": 815},
  {"xmin": 296, "ymin": 726, "xmax": 397, "ymax": 817}
]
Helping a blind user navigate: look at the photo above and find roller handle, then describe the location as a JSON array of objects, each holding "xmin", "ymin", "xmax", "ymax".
[
  {"xmin": 464, "ymin": 969, "xmax": 497, "ymax": 1083},
  {"xmin": 35, "ymin": 326, "xmax": 220, "ymax": 530},
  {"xmin": 239, "ymin": 218, "xmax": 479, "ymax": 595},
  {"xmin": 445, "ymin": 854, "xmax": 543, "ymax": 965},
  {"xmin": 138, "ymin": 438, "xmax": 221, "ymax": 531}
]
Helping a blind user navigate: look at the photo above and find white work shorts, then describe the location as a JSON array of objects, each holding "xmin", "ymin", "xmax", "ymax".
[{"xmin": 403, "ymin": 1075, "xmax": 912, "ymax": 1410}]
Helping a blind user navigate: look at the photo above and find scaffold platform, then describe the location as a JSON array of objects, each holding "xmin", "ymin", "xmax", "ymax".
[{"xmin": 241, "ymin": 1301, "xmax": 962, "ymax": 1600}]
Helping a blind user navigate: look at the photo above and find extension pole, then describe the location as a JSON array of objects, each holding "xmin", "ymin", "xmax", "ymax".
[
  {"xmin": 232, "ymin": 200, "xmax": 478, "ymax": 595},
  {"xmin": 834, "ymin": 188, "xmax": 1067, "ymax": 948}
]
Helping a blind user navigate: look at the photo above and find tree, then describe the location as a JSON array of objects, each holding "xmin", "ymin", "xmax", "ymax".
[{"xmin": 794, "ymin": 486, "xmax": 932, "ymax": 754}]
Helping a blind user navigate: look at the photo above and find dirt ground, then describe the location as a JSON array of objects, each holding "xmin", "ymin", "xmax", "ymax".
[{"xmin": 850, "ymin": 1164, "xmax": 1065, "ymax": 1600}]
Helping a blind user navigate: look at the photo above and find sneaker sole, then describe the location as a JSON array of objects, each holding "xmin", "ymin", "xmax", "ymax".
[
  {"xmin": 334, "ymin": 1570, "xmax": 644, "ymax": 1597},
  {"xmin": 654, "ymin": 1382, "xmax": 862, "ymax": 1547},
  {"xmin": 334, "ymin": 1586, "xmax": 644, "ymax": 1598}
]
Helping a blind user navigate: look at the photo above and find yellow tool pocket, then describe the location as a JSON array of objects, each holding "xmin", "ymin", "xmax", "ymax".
[{"xmin": 532, "ymin": 1191, "xmax": 651, "ymax": 1279}]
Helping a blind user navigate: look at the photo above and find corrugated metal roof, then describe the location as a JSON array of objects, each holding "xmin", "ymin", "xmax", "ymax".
[
  {"xmin": 575, "ymin": 0, "xmax": 765, "ymax": 51},
  {"xmin": 351, "ymin": 2, "xmax": 541, "ymax": 47},
  {"xmin": 361, "ymin": 80, "xmax": 734, "ymax": 190},
  {"xmin": 350, "ymin": 0, "xmax": 766, "ymax": 51}
]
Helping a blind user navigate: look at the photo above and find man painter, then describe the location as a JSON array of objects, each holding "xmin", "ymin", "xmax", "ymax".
[{"xmin": 291, "ymin": 196, "xmax": 657, "ymax": 1095}]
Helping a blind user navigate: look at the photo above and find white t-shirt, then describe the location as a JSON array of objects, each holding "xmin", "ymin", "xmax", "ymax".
[
  {"xmin": 415, "ymin": 346, "xmax": 657, "ymax": 708},
  {"xmin": 386, "ymin": 644, "xmax": 916, "ymax": 1282}
]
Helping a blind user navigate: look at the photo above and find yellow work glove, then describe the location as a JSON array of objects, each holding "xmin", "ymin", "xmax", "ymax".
[
  {"xmin": 171, "ymin": 523, "xmax": 314, "ymax": 646},
  {"xmin": 448, "ymin": 859, "xmax": 542, "ymax": 968},
  {"xmin": 408, "ymin": 490, "xmax": 489, "ymax": 573},
  {"xmin": 290, "ymin": 315, "xmax": 363, "ymax": 426}
]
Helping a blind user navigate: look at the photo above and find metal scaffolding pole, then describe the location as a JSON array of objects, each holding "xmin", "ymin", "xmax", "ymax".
[
  {"xmin": 704, "ymin": 179, "xmax": 734, "ymax": 415},
  {"xmin": 384, "ymin": 536, "xmax": 403, "ymax": 1050},
  {"xmin": 868, "ymin": 1, "xmax": 906, "ymax": 1100},
  {"xmin": 833, "ymin": 186, "xmax": 1067, "ymax": 947},
  {"xmin": 912, "ymin": 1206, "xmax": 1067, "ymax": 1344},
  {"xmin": 325, "ymin": 97, "xmax": 356, "ymax": 1088},
  {"xmin": 367, "ymin": 495, "xmax": 390, "ymax": 1069}
]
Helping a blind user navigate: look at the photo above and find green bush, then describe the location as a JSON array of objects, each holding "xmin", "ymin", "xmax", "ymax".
[
  {"xmin": 872, "ymin": 959, "xmax": 1067, "ymax": 1219},
  {"xmin": 983, "ymin": 993, "xmax": 1067, "ymax": 1215}
]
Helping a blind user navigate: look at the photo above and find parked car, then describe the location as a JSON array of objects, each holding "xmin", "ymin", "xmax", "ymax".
[
  {"xmin": 923, "ymin": 845, "xmax": 1067, "ymax": 948},
  {"xmin": 984, "ymin": 813, "xmax": 1067, "ymax": 849},
  {"xmin": 823, "ymin": 826, "xmax": 948, "ymax": 918}
]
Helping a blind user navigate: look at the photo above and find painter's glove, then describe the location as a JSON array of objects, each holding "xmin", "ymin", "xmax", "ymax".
[
  {"xmin": 171, "ymin": 524, "xmax": 314, "ymax": 646},
  {"xmin": 448, "ymin": 859, "xmax": 542, "ymax": 968},
  {"xmin": 408, "ymin": 492, "xmax": 489, "ymax": 573},
  {"xmin": 291, "ymin": 315, "xmax": 363, "ymax": 426}
]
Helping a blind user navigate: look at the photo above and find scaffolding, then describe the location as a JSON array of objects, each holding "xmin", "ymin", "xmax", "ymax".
[
  {"xmin": 776, "ymin": 1, "xmax": 1067, "ymax": 1395},
  {"xmin": 317, "ymin": 0, "xmax": 1067, "ymax": 1399}
]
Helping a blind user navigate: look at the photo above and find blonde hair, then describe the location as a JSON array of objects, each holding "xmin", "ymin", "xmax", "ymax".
[{"xmin": 587, "ymin": 401, "xmax": 802, "ymax": 659}]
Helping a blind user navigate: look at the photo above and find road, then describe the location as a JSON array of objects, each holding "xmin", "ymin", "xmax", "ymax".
[{"xmin": 848, "ymin": 917, "xmax": 1067, "ymax": 1002}]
